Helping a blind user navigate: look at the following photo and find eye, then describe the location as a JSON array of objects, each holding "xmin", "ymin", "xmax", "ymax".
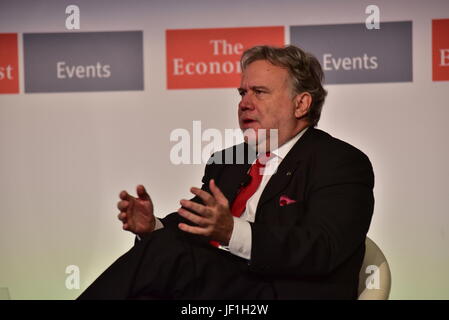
[
  {"xmin": 254, "ymin": 88, "xmax": 267, "ymax": 96},
  {"xmin": 238, "ymin": 89, "xmax": 246, "ymax": 97}
]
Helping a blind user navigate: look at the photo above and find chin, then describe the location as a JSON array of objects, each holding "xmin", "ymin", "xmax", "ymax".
[{"xmin": 242, "ymin": 128, "xmax": 268, "ymax": 150}]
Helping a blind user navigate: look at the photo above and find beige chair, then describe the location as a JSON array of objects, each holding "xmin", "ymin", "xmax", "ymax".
[{"xmin": 358, "ymin": 237, "xmax": 391, "ymax": 300}]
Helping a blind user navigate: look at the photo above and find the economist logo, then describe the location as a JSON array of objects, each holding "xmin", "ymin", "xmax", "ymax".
[
  {"xmin": 166, "ymin": 26, "xmax": 284, "ymax": 89},
  {"xmin": 433, "ymin": 19, "xmax": 449, "ymax": 81},
  {"xmin": 0, "ymin": 33, "xmax": 19, "ymax": 94}
]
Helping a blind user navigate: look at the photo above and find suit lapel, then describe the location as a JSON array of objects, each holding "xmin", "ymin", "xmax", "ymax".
[
  {"xmin": 215, "ymin": 142, "xmax": 256, "ymax": 205},
  {"xmin": 219, "ymin": 162, "xmax": 252, "ymax": 204},
  {"xmin": 256, "ymin": 127, "xmax": 317, "ymax": 210}
]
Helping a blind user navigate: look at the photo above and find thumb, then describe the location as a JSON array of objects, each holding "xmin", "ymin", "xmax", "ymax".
[{"xmin": 136, "ymin": 185, "xmax": 151, "ymax": 201}]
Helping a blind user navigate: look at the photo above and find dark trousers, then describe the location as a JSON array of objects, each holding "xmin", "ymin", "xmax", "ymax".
[{"xmin": 77, "ymin": 227, "xmax": 275, "ymax": 299}]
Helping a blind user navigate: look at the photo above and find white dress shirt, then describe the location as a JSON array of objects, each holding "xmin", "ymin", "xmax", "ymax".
[
  {"xmin": 152, "ymin": 127, "xmax": 308, "ymax": 260},
  {"xmin": 226, "ymin": 127, "xmax": 307, "ymax": 259}
]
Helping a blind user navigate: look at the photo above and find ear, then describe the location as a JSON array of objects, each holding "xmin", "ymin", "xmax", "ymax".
[{"xmin": 293, "ymin": 92, "xmax": 312, "ymax": 119}]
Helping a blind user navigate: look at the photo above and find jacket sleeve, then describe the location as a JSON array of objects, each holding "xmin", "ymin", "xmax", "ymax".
[{"xmin": 248, "ymin": 145, "xmax": 375, "ymax": 277}]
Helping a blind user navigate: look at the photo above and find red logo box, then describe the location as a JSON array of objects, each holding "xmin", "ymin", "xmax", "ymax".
[
  {"xmin": 432, "ymin": 19, "xmax": 449, "ymax": 81},
  {"xmin": 0, "ymin": 33, "xmax": 19, "ymax": 93},
  {"xmin": 166, "ymin": 26, "xmax": 284, "ymax": 89}
]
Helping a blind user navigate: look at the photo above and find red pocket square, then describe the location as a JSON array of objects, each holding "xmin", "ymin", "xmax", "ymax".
[{"xmin": 279, "ymin": 195, "xmax": 297, "ymax": 206}]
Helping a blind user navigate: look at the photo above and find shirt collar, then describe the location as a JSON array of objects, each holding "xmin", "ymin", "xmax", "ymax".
[{"xmin": 269, "ymin": 127, "xmax": 308, "ymax": 160}]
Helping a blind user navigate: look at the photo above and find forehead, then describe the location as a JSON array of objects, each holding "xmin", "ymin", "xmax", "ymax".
[{"xmin": 241, "ymin": 60, "xmax": 289, "ymax": 86}]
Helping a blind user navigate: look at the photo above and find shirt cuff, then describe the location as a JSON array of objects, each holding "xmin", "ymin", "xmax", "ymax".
[
  {"xmin": 228, "ymin": 217, "xmax": 252, "ymax": 260},
  {"xmin": 136, "ymin": 218, "xmax": 164, "ymax": 241}
]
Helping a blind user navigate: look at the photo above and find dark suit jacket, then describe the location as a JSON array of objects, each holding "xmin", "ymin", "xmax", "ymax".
[{"xmin": 161, "ymin": 127, "xmax": 375, "ymax": 299}]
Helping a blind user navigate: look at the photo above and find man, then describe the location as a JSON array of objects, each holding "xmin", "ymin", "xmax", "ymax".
[{"xmin": 78, "ymin": 45, "xmax": 374, "ymax": 300}]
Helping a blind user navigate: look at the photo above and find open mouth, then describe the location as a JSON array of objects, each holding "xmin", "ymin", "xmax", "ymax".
[{"xmin": 242, "ymin": 119, "xmax": 256, "ymax": 124}]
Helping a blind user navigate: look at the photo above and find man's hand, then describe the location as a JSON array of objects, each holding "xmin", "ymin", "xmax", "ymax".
[
  {"xmin": 177, "ymin": 179, "xmax": 234, "ymax": 245},
  {"xmin": 117, "ymin": 185, "xmax": 155, "ymax": 238}
]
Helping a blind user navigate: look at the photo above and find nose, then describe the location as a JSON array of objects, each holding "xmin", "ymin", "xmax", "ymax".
[{"xmin": 239, "ymin": 92, "xmax": 254, "ymax": 111}]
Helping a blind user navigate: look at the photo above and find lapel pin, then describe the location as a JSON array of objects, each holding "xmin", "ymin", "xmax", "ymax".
[{"xmin": 286, "ymin": 171, "xmax": 292, "ymax": 176}]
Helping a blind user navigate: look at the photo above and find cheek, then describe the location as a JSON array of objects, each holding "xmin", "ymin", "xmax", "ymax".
[
  {"xmin": 265, "ymin": 105, "xmax": 285, "ymax": 123},
  {"xmin": 266, "ymin": 103, "xmax": 294, "ymax": 126}
]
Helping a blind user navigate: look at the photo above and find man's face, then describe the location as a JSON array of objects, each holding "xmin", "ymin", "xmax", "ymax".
[{"xmin": 238, "ymin": 59, "xmax": 301, "ymax": 149}]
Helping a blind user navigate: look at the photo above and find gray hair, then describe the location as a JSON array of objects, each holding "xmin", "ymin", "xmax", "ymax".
[{"xmin": 241, "ymin": 45, "xmax": 327, "ymax": 127}]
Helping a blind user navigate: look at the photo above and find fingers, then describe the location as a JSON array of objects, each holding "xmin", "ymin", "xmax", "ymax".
[
  {"xmin": 178, "ymin": 223, "xmax": 209, "ymax": 236},
  {"xmin": 177, "ymin": 207, "xmax": 208, "ymax": 226},
  {"xmin": 117, "ymin": 200, "xmax": 129, "ymax": 211},
  {"xmin": 136, "ymin": 185, "xmax": 151, "ymax": 201},
  {"xmin": 119, "ymin": 190, "xmax": 129, "ymax": 200},
  {"xmin": 181, "ymin": 181, "xmax": 229, "ymax": 218},
  {"xmin": 190, "ymin": 187, "xmax": 215, "ymax": 206},
  {"xmin": 118, "ymin": 212, "xmax": 128, "ymax": 230},
  {"xmin": 117, "ymin": 210, "xmax": 127, "ymax": 220},
  {"xmin": 118, "ymin": 188, "xmax": 144, "ymax": 232},
  {"xmin": 118, "ymin": 191, "xmax": 132, "ymax": 225},
  {"xmin": 117, "ymin": 200, "xmax": 130, "ymax": 222},
  {"xmin": 189, "ymin": 181, "xmax": 228, "ymax": 207},
  {"xmin": 180, "ymin": 199, "xmax": 210, "ymax": 217},
  {"xmin": 209, "ymin": 179, "xmax": 228, "ymax": 206},
  {"xmin": 119, "ymin": 185, "xmax": 150, "ymax": 203}
]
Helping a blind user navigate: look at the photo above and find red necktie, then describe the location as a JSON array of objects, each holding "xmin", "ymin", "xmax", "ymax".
[
  {"xmin": 210, "ymin": 153, "xmax": 270, "ymax": 247},
  {"xmin": 230, "ymin": 155, "xmax": 268, "ymax": 217}
]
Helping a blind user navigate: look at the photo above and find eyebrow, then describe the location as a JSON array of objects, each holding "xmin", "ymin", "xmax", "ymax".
[{"xmin": 237, "ymin": 85, "xmax": 270, "ymax": 92}]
